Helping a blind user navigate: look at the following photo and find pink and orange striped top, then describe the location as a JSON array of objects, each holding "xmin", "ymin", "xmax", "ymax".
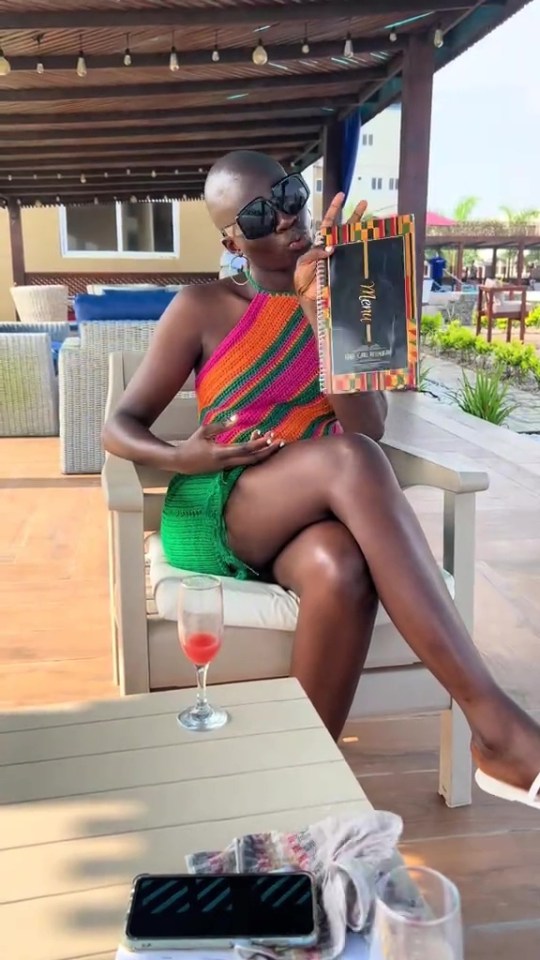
[{"xmin": 195, "ymin": 292, "xmax": 342, "ymax": 444}]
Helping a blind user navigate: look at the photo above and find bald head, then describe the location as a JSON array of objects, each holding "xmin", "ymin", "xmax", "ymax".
[{"xmin": 204, "ymin": 150, "xmax": 286, "ymax": 230}]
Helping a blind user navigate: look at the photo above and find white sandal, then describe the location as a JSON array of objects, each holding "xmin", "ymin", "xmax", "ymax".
[{"xmin": 475, "ymin": 769, "xmax": 540, "ymax": 808}]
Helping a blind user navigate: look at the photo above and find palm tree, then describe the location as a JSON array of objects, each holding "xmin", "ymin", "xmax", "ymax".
[
  {"xmin": 499, "ymin": 207, "xmax": 540, "ymax": 277},
  {"xmin": 453, "ymin": 196, "xmax": 479, "ymax": 222},
  {"xmin": 499, "ymin": 205, "xmax": 539, "ymax": 224},
  {"xmin": 450, "ymin": 197, "xmax": 480, "ymax": 279}
]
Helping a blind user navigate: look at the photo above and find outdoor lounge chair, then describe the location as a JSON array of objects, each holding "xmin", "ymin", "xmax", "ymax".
[
  {"xmin": 102, "ymin": 351, "xmax": 490, "ymax": 808},
  {"xmin": 476, "ymin": 280, "xmax": 528, "ymax": 342},
  {"xmin": 59, "ymin": 320, "xmax": 158, "ymax": 473},
  {"xmin": 0, "ymin": 331, "xmax": 59, "ymax": 437}
]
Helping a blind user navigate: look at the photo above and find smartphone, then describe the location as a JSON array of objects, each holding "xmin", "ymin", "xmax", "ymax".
[{"xmin": 123, "ymin": 871, "xmax": 318, "ymax": 952}]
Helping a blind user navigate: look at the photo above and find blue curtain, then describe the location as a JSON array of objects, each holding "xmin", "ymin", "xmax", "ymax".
[{"xmin": 340, "ymin": 109, "xmax": 362, "ymax": 202}]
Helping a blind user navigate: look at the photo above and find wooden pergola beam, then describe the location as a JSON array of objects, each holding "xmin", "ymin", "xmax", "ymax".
[
  {"xmin": 0, "ymin": 98, "xmax": 352, "ymax": 128},
  {"xmin": 398, "ymin": 34, "xmax": 435, "ymax": 314},
  {"xmin": 1, "ymin": 170, "xmax": 206, "ymax": 182},
  {"xmin": 0, "ymin": 69, "xmax": 383, "ymax": 103},
  {"xmin": 4, "ymin": 188, "xmax": 208, "ymax": 202},
  {"xmin": 0, "ymin": 142, "xmax": 303, "ymax": 165},
  {"xmin": 2, "ymin": 39, "xmax": 404, "ymax": 74},
  {"xmin": 0, "ymin": 146, "xmax": 302, "ymax": 172},
  {"xmin": 3, "ymin": 185, "xmax": 206, "ymax": 200},
  {"xmin": 0, "ymin": 119, "xmax": 321, "ymax": 144},
  {"xmin": 7, "ymin": 201, "xmax": 25, "ymax": 288},
  {"xmin": 0, "ymin": 1, "xmax": 477, "ymax": 30}
]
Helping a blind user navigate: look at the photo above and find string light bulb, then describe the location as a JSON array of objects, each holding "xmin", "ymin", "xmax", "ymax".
[
  {"xmin": 343, "ymin": 32, "xmax": 354, "ymax": 59},
  {"xmin": 433, "ymin": 27, "xmax": 444, "ymax": 48},
  {"xmin": 169, "ymin": 32, "xmax": 179, "ymax": 71},
  {"xmin": 123, "ymin": 33, "xmax": 132, "ymax": 66},
  {"xmin": 0, "ymin": 47, "xmax": 11, "ymax": 76},
  {"xmin": 80, "ymin": 173, "xmax": 87, "ymax": 184},
  {"xmin": 389, "ymin": 30, "xmax": 398, "ymax": 43},
  {"xmin": 252, "ymin": 38, "xmax": 268, "ymax": 66},
  {"xmin": 301, "ymin": 24, "xmax": 310, "ymax": 55},
  {"xmin": 212, "ymin": 32, "xmax": 220, "ymax": 62},
  {"xmin": 76, "ymin": 35, "xmax": 87, "ymax": 77},
  {"xmin": 151, "ymin": 169, "xmax": 157, "ymax": 178},
  {"xmin": 36, "ymin": 35, "xmax": 45, "ymax": 74}
]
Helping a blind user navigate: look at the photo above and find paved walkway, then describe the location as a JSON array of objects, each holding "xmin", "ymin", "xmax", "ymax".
[
  {"xmin": 423, "ymin": 354, "xmax": 540, "ymax": 433},
  {"xmin": 385, "ymin": 391, "xmax": 540, "ymax": 711}
]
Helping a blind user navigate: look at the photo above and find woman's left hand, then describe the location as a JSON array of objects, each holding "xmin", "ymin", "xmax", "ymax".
[{"xmin": 294, "ymin": 195, "xmax": 368, "ymax": 325}]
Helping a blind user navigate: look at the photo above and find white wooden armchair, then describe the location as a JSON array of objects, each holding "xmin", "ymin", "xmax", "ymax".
[{"xmin": 102, "ymin": 352, "xmax": 489, "ymax": 808}]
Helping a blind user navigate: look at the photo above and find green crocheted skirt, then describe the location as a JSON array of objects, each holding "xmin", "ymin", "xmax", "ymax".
[{"xmin": 161, "ymin": 468, "xmax": 255, "ymax": 580}]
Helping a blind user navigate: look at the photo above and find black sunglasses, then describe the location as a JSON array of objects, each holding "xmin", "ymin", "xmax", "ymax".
[{"xmin": 224, "ymin": 173, "xmax": 310, "ymax": 241}]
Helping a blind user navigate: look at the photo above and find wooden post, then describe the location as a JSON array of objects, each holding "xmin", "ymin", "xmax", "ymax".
[
  {"xmin": 491, "ymin": 246, "xmax": 498, "ymax": 279},
  {"xmin": 516, "ymin": 241, "xmax": 525, "ymax": 284},
  {"xmin": 8, "ymin": 201, "xmax": 25, "ymax": 289},
  {"xmin": 322, "ymin": 120, "xmax": 343, "ymax": 218},
  {"xmin": 455, "ymin": 242, "xmax": 464, "ymax": 291},
  {"xmin": 398, "ymin": 34, "xmax": 435, "ymax": 316}
]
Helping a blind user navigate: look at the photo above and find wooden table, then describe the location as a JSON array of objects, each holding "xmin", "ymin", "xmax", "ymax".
[{"xmin": 0, "ymin": 678, "xmax": 372, "ymax": 960}]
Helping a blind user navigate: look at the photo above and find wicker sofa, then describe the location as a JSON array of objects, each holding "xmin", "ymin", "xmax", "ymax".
[
  {"xmin": 59, "ymin": 321, "xmax": 157, "ymax": 474},
  {"xmin": 102, "ymin": 351, "xmax": 490, "ymax": 808},
  {"xmin": 0, "ymin": 331, "xmax": 59, "ymax": 437}
]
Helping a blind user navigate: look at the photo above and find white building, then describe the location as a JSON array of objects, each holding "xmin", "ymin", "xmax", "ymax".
[
  {"xmin": 304, "ymin": 104, "xmax": 401, "ymax": 221},
  {"xmin": 351, "ymin": 104, "xmax": 401, "ymax": 217}
]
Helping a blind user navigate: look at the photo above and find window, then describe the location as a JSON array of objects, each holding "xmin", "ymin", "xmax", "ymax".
[
  {"xmin": 362, "ymin": 133, "xmax": 374, "ymax": 146},
  {"xmin": 315, "ymin": 178, "xmax": 323, "ymax": 193},
  {"xmin": 60, "ymin": 200, "xmax": 179, "ymax": 258},
  {"xmin": 371, "ymin": 177, "xmax": 383, "ymax": 190},
  {"xmin": 389, "ymin": 178, "xmax": 400, "ymax": 191}
]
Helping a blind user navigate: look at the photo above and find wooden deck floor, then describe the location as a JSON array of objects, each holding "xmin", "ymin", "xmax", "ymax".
[{"xmin": 2, "ymin": 418, "xmax": 540, "ymax": 958}]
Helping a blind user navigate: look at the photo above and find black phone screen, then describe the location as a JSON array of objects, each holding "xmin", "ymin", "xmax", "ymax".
[{"xmin": 126, "ymin": 873, "xmax": 316, "ymax": 940}]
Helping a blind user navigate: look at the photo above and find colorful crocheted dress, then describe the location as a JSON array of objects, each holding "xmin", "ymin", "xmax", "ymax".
[{"xmin": 161, "ymin": 291, "xmax": 342, "ymax": 578}]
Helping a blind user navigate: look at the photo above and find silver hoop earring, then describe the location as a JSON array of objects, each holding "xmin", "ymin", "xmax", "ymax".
[{"xmin": 230, "ymin": 253, "xmax": 249, "ymax": 286}]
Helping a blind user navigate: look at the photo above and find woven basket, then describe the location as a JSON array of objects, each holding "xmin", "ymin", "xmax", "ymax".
[{"xmin": 10, "ymin": 285, "xmax": 68, "ymax": 324}]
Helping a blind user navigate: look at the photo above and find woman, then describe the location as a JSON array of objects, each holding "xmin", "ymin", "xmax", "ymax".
[{"xmin": 103, "ymin": 150, "xmax": 540, "ymax": 808}]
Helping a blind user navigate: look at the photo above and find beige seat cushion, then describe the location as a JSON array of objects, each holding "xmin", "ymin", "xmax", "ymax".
[
  {"xmin": 496, "ymin": 298, "xmax": 522, "ymax": 315},
  {"xmin": 147, "ymin": 533, "xmax": 454, "ymax": 634}
]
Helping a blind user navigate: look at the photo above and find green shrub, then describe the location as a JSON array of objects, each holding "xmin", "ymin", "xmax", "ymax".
[
  {"xmin": 454, "ymin": 370, "xmax": 517, "ymax": 425},
  {"xmin": 417, "ymin": 356, "xmax": 432, "ymax": 392},
  {"xmin": 429, "ymin": 318, "xmax": 540, "ymax": 383},
  {"xmin": 492, "ymin": 341, "xmax": 540, "ymax": 378},
  {"xmin": 436, "ymin": 320, "xmax": 476, "ymax": 353},
  {"xmin": 526, "ymin": 305, "xmax": 540, "ymax": 328},
  {"xmin": 420, "ymin": 313, "xmax": 443, "ymax": 343},
  {"xmin": 496, "ymin": 309, "xmax": 540, "ymax": 330}
]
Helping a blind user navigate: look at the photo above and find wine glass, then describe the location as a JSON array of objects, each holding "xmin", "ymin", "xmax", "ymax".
[
  {"xmin": 369, "ymin": 866, "xmax": 463, "ymax": 960},
  {"xmin": 177, "ymin": 575, "xmax": 229, "ymax": 732}
]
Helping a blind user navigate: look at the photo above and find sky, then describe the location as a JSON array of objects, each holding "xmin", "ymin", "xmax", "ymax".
[{"xmin": 428, "ymin": 0, "xmax": 539, "ymax": 218}]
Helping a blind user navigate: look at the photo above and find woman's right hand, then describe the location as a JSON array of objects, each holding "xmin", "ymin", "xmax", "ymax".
[{"xmin": 168, "ymin": 420, "xmax": 284, "ymax": 475}]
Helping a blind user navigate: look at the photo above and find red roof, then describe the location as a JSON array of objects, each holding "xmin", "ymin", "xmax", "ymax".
[{"xmin": 426, "ymin": 212, "xmax": 457, "ymax": 226}]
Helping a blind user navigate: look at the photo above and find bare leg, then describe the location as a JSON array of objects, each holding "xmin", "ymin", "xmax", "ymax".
[
  {"xmin": 272, "ymin": 520, "xmax": 378, "ymax": 739},
  {"xmin": 226, "ymin": 433, "xmax": 540, "ymax": 791}
]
